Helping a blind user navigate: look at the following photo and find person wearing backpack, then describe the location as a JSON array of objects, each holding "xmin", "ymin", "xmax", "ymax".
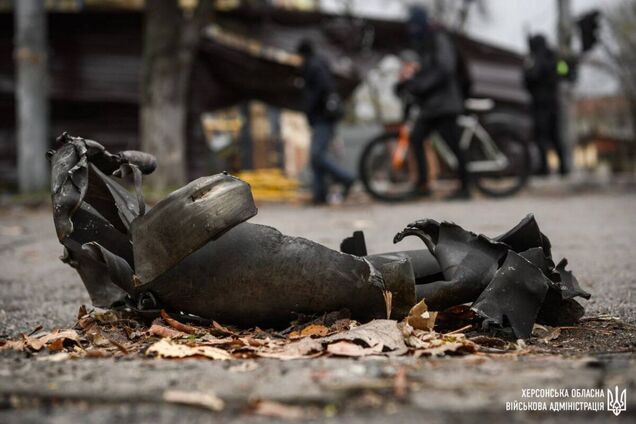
[
  {"xmin": 297, "ymin": 39, "xmax": 355, "ymax": 205},
  {"xmin": 395, "ymin": 6, "xmax": 471, "ymax": 200}
]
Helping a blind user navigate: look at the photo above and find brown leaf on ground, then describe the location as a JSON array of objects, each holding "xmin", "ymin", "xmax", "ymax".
[
  {"xmin": 321, "ymin": 319, "xmax": 408, "ymax": 356},
  {"xmin": 532, "ymin": 324, "xmax": 562, "ymax": 342},
  {"xmin": 19, "ymin": 329, "xmax": 82, "ymax": 352},
  {"xmin": 412, "ymin": 334, "xmax": 477, "ymax": 357},
  {"xmin": 198, "ymin": 335, "xmax": 237, "ymax": 346},
  {"xmin": 163, "ymin": 390, "xmax": 225, "ymax": 411},
  {"xmin": 146, "ymin": 339, "xmax": 233, "ymax": 360},
  {"xmin": 326, "ymin": 340, "xmax": 383, "ymax": 357},
  {"xmin": 542, "ymin": 327, "xmax": 562, "ymax": 342},
  {"xmin": 405, "ymin": 299, "xmax": 437, "ymax": 331},
  {"xmin": 160, "ymin": 310, "xmax": 199, "ymax": 334},
  {"xmin": 329, "ymin": 319, "xmax": 355, "ymax": 333},
  {"xmin": 47, "ymin": 338, "xmax": 66, "ymax": 352},
  {"xmin": 0, "ymin": 339, "xmax": 26, "ymax": 351},
  {"xmin": 251, "ymin": 400, "xmax": 305, "ymax": 420},
  {"xmin": 79, "ymin": 317, "xmax": 130, "ymax": 354},
  {"xmin": 401, "ymin": 322, "xmax": 477, "ymax": 356},
  {"xmin": 149, "ymin": 324, "xmax": 187, "ymax": 339},
  {"xmin": 212, "ymin": 321, "xmax": 240, "ymax": 336},
  {"xmin": 289, "ymin": 324, "xmax": 329, "ymax": 339},
  {"xmin": 258, "ymin": 337, "xmax": 323, "ymax": 360}
]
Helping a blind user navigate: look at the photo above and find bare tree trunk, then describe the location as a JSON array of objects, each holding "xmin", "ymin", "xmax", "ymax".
[
  {"xmin": 15, "ymin": 0, "xmax": 49, "ymax": 193},
  {"xmin": 141, "ymin": 0, "xmax": 210, "ymax": 191}
]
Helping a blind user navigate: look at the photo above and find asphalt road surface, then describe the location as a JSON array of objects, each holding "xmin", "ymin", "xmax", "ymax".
[{"xmin": 1, "ymin": 186, "xmax": 635, "ymax": 422}]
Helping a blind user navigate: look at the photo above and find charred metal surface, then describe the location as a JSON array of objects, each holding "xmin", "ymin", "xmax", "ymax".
[
  {"xmin": 131, "ymin": 174, "xmax": 258, "ymax": 283},
  {"xmin": 394, "ymin": 220, "xmax": 509, "ymax": 311},
  {"xmin": 135, "ymin": 222, "xmax": 406, "ymax": 326},
  {"xmin": 395, "ymin": 214, "xmax": 591, "ymax": 339},
  {"xmin": 48, "ymin": 134, "xmax": 415, "ymax": 327},
  {"xmin": 48, "ymin": 134, "xmax": 590, "ymax": 337},
  {"xmin": 472, "ymin": 251, "xmax": 550, "ymax": 338},
  {"xmin": 366, "ymin": 250, "xmax": 442, "ymax": 285},
  {"xmin": 340, "ymin": 231, "xmax": 368, "ymax": 256}
]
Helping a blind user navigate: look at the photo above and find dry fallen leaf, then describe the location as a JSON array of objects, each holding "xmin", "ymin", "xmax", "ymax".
[
  {"xmin": 401, "ymin": 321, "xmax": 476, "ymax": 356},
  {"xmin": 147, "ymin": 339, "xmax": 232, "ymax": 360},
  {"xmin": 542, "ymin": 327, "xmax": 561, "ymax": 342},
  {"xmin": 0, "ymin": 339, "xmax": 26, "ymax": 352},
  {"xmin": 532, "ymin": 324, "xmax": 562, "ymax": 342},
  {"xmin": 329, "ymin": 319, "xmax": 354, "ymax": 333},
  {"xmin": 160, "ymin": 310, "xmax": 199, "ymax": 334},
  {"xmin": 412, "ymin": 334, "xmax": 477, "ymax": 357},
  {"xmin": 212, "ymin": 321, "xmax": 239, "ymax": 336},
  {"xmin": 23, "ymin": 329, "xmax": 82, "ymax": 352},
  {"xmin": 405, "ymin": 299, "xmax": 437, "ymax": 331},
  {"xmin": 321, "ymin": 319, "xmax": 408, "ymax": 356},
  {"xmin": 47, "ymin": 338, "xmax": 66, "ymax": 352},
  {"xmin": 326, "ymin": 340, "xmax": 383, "ymax": 357},
  {"xmin": 289, "ymin": 324, "xmax": 329, "ymax": 339},
  {"xmin": 149, "ymin": 324, "xmax": 187, "ymax": 339},
  {"xmin": 258, "ymin": 337, "xmax": 323, "ymax": 360},
  {"xmin": 0, "ymin": 329, "xmax": 81, "ymax": 353},
  {"xmin": 251, "ymin": 400, "xmax": 305, "ymax": 420},
  {"xmin": 163, "ymin": 390, "xmax": 225, "ymax": 411}
]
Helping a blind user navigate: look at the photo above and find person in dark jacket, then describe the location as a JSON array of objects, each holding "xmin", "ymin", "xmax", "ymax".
[
  {"xmin": 297, "ymin": 39, "xmax": 354, "ymax": 205},
  {"xmin": 524, "ymin": 34, "xmax": 568, "ymax": 176},
  {"xmin": 396, "ymin": 6, "xmax": 470, "ymax": 199}
]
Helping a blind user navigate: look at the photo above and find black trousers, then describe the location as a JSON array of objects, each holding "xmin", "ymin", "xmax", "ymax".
[
  {"xmin": 409, "ymin": 114, "xmax": 470, "ymax": 190},
  {"xmin": 532, "ymin": 108, "xmax": 568, "ymax": 175}
]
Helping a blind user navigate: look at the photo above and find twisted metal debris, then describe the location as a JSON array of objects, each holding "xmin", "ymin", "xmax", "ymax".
[{"xmin": 48, "ymin": 133, "xmax": 589, "ymax": 339}]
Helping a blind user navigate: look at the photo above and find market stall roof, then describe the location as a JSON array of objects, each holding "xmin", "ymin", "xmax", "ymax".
[{"xmin": 200, "ymin": 4, "xmax": 530, "ymax": 111}]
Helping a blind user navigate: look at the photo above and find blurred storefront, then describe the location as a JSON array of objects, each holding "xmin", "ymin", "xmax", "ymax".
[
  {"xmin": 576, "ymin": 95, "xmax": 635, "ymax": 173},
  {"xmin": 0, "ymin": 0, "xmax": 531, "ymax": 190}
]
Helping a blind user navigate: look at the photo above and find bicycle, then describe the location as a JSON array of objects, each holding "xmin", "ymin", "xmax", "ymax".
[{"xmin": 358, "ymin": 98, "xmax": 531, "ymax": 201}]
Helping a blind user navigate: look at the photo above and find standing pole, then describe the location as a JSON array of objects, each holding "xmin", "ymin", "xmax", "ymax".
[
  {"xmin": 15, "ymin": 0, "xmax": 49, "ymax": 192},
  {"xmin": 557, "ymin": 0, "xmax": 575, "ymax": 173}
]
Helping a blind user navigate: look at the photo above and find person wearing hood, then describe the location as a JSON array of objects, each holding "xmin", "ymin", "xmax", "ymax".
[
  {"xmin": 524, "ymin": 34, "xmax": 569, "ymax": 176},
  {"xmin": 396, "ymin": 6, "xmax": 470, "ymax": 200},
  {"xmin": 297, "ymin": 39, "xmax": 355, "ymax": 205}
]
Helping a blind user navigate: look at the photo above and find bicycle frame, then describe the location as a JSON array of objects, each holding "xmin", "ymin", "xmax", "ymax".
[{"xmin": 389, "ymin": 113, "xmax": 510, "ymax": 174}]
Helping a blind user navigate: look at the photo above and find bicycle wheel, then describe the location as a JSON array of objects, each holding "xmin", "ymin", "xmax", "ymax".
[
  {"xmin": 358, "ymin": 132, "xmax": 419, "ymax": 202},
  {"xmin": 468, "ymin": 127, "xmax": 530, "ymax": 197}
]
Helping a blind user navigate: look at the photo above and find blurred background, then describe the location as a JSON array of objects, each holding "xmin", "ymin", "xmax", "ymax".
[{"xmin": 0, "ymin": 0, "xmax": 633, "ymax": 202}]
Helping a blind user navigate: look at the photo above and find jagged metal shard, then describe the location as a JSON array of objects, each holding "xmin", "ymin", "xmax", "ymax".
[
  {"xmin": 472, "ymin": 251, "xmax": 550, "ymax": 339},
  {"xmin": 395, "ymin": 214, "xmax": 591, "ymax": 339},
  {"xmin": 48, "ymin": 134, "xmax": 590, "ymax": 338},
  {"xmin": 394, "ymin": 220, "xmax": 509, "ymax": 311}
]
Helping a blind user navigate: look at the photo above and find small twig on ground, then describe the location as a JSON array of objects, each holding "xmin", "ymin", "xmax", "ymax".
[{"xmin": 445, "ymin": 324, "xmax": 473, "ymax": 335}]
